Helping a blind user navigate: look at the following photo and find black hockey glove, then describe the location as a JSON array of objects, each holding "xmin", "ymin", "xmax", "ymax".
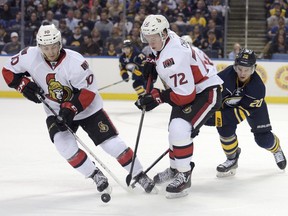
[
  {"xmin": 121, "ymin": 71, "xmax": 129, "ymax": 82},
  {"xmin": 56, "ymin": 102, "xmax": 78, "ymax": 131},
  {"xmin": 135, "ymin": 88, "xmax": 163, "ymax": 111},
  {"xmin": 143, "ymin": 55, "xmax": 157, "ymax": 82},
  {"xmin": 17, "ymin": 77, "xmax": 43, "ymax": 103}
]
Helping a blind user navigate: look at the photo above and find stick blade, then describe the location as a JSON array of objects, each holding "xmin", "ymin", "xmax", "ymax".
[{"xmin": 126, "ymin": 174, "xmax": 132, "ymax": 186}]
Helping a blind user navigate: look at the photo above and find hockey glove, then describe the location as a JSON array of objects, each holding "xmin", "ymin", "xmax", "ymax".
[
  {"xmin": 56, "ymin": 102, "xmax": 78, "ymax": 131},
  {"xmin": 121, "ymin": 70, "xmax": 129, "ymax": 82},
  {"xmin": 135, "ymin": 88, "xmax": 163, "ymax": 111},
  {"xmin": 17, "ymin": 77, "xmax": 43, "ymax": 103},
  {"xmin": 143, "ymin": 55, "xmax": 157, "ymax": 82}
]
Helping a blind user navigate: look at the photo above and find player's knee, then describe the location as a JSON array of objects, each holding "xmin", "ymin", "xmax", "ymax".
[
  {"xmin": 254, "ymin": 131, "xmax": 274, "ymax": 148},
  {"xmin": 169, "ymin": 118, "xmax": 192, "ymax": 146},
  {"xmin": 100, "ymin": 136, "xmax": 127, "ymax": 158},
  {"xmin": 54, "ymin": 132, "xmax": 78, "ymax": 159}
]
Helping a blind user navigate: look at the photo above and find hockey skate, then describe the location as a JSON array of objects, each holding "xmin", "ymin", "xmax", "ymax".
[
  {"xmin": 153, "ymin": 167, "xmax": 177, "ymax": 184},
  {"xmin": 134, "ymin": 172, "xmax": 156, "ymax": 193},
  {"xmin": 91, "ymin": 168, "xmax": 110, "ymax": 192},
  {"xmin": 166, "ymin": 162, "xmax": 195, "ymax": 199},
  {"xmin": 216, "ymin": 148, "xmax": 241, "ymax": 178},
  {"xmin": 273, "ymin": 148, "xmax": 287, "ymax": 170}
]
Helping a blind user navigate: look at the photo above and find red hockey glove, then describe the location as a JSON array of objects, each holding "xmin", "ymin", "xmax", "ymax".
[
  {"xmin": 17, "ymin": 77, "xmax": 43, "ymax": 103},
  {"xmin": 134, "ymin": 88, "xmax": 163, "ymax": 111},
  {"xmin": 56, "ymin": 102, "xmax": 78, "ymax": 131}
]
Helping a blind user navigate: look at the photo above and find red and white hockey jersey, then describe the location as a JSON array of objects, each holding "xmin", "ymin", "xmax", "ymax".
[
  {"xmin": 153, "ymin": 30, "xmax": 223, "ymax": 105},
  {"xmin": 2, "ymin": 47, "xmax": 103, "ymax": 120}
]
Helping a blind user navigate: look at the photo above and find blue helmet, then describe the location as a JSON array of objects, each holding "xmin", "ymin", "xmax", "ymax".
[{"xmin": 234, "ymin": 48, "xmax": 256, "ymax": 67}]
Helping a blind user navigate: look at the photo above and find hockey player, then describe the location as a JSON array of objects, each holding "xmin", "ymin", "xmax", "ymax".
[
  {"xmin": 119, "ymin": 39, "xmax": 147, "ymax": 96},
  {"xmin": 205, "ymin": 48, "xmax": 287, "ymax": 177},
  {"xmin": 1, "ymin": 24, "xmax": 155, "ymax": 194},
  {"xmin": 135, "ymin": 15, "xmax": 223, "ymax": 198}
]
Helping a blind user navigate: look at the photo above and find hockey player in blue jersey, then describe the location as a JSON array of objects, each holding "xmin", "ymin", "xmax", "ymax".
[
  {"xmin": 205, "ymin": 48, "xmax": 287, "ymax": 177},
  {"xmin": 119, "ymin": 39, "xmax": 147, "ymax": 96}
]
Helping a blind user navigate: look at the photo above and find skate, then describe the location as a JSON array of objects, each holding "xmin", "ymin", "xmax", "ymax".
[
  {"xmin": 153, "ymin": 167, "xmax": 177, "ymax": 184},
  {"xmin": 90, "ymin": 168, "xmax": 109, "ymax": 192},
  {"xmin": 273, "ymin": 148, "xmax": 287, "ymax": 170},
  {"xmin": 216, "ymin": 148, "xmax": 241, "ymax": 178},
  {"xmin": 166, "ymin": 162, "xmax": 195, "ymax": 199},
  {"xmin": 134, "ymin": 172, "xmax": 156, "ymax": 193}
]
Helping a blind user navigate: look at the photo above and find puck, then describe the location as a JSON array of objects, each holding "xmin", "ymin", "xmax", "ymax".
[{"xmin": 101, "ymin": 193, "xmax": 111, "ymax": 203}]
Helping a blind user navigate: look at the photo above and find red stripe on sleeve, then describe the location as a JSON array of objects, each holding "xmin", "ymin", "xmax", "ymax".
[
  {"xmin": 78, "ymin": 89, "xmax": 95, "ymax": 110},
  {"xmin": 2, "ymin": 68, "xmax": 15, "ymax": 86},
  {"xmin": 190, "ymin": 65, "xmax": 209, "ymax": 84}
]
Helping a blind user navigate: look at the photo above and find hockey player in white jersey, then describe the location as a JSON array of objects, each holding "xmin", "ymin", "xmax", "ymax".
[
  {"xmin": 135, "ymin": 15, "xmax": 223, "ymax": 198},
  {"xmin": 2, "ymin": 24, "xmax": 155, "ymax": 194}
]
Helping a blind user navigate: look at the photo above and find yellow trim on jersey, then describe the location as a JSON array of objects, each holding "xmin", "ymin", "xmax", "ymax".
[
  {"xmin": 234, "ymin": 108, "xmax": 241, "ymax": 123},
  {"xmin": 120, "ymin": 69, "xmax": 128, "ymax": 76},
  {"xmin": 234, "ymin": 108, "xmax": 247, "ymax": 123},
  {"xmin": 238, "ymin": 106, "xmax": 250, "ymax": 116},
  {"xmin": 134, "ymin": 86, "xmax": 145, "ymax": 96},
  {"xmin": 133, "ymin": 69, "xmax": 142, "ymax": 76}
]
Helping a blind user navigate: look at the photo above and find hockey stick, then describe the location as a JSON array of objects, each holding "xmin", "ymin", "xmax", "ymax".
[
  {"xmin": 36, "ymin": 94, "xmax": 129, "ymax": 192},
  {"xmin": 131, "ymin": 148, "xmax": 169, "ymax": 188},
  {"xmin": 126, "ymin": 75, "xmax": 152, "ymax": 186},
  {"xmin": 98, "ymin": 78, "xmax": 130, "ymax": 91}
]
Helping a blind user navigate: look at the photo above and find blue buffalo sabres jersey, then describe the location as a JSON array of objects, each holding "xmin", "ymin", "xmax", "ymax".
[
  {"xmin": 220, "ymin": 65, "xmax": 265, "ymax": 109},
  {"xmin": 217, "ymin": 65, "xmax": 267, "ymax": 125},
  {"xmin": 119, "ymin": 50, "xmax": 146, "ymax": 78}
]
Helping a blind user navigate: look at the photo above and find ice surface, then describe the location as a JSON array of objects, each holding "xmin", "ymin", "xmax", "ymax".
[{"xmin": 1, "ymin": 99, "xmax": 287, "ymax": 216}]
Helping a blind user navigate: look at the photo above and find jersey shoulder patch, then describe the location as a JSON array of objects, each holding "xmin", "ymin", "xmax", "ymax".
[{"xmin": 81, "ymin": 60, "xmax": 89, "ymax": 70}]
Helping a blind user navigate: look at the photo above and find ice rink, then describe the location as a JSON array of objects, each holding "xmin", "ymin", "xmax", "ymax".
[{"xmin": 1, "ymin": 98, "xmax": 288, "ymax": 216}]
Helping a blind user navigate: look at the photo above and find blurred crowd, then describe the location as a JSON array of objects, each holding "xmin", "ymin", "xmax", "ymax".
[
  {"xmin": 262, "ymin": 0, "xmax": 288, "ymax": 58},
  {"xmin": 0, "ymin": 0, "xmax": 228, "ymax": 58}
]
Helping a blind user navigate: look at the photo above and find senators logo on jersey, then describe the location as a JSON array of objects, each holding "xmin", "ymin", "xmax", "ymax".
[
  {"xmin": 46, "ymin": 74, "xmax": 72, "ymax": 102},
  {"xmin": 98, "ymin": 121, "xmax": 109, "ymax": 133}
]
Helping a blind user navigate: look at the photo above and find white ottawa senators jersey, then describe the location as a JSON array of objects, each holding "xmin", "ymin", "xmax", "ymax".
[
  {"xmin": 3, "ymin": 47, "xmax": 103, "ymax": 120},
  {"xmin": 154, "ymin": 31, "xmax": 223, "ymax": 96}
]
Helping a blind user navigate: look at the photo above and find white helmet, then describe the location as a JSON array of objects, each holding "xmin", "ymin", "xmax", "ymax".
[
  {"xmin": 37, "ymin": 24, "xmax": 62, "ymax": 48},
  {"xmin": 181, "ymin": 35, "xmax": 193, "ymax": 46},
  {"xmin": 140, "ymin": 14, "xmax": 169, "ymax": 43}
]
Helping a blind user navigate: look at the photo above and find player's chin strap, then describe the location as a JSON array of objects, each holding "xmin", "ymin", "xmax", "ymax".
[{"xmin": 35, "ymin": 93, "xmax": 130, "ymax": 193}]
